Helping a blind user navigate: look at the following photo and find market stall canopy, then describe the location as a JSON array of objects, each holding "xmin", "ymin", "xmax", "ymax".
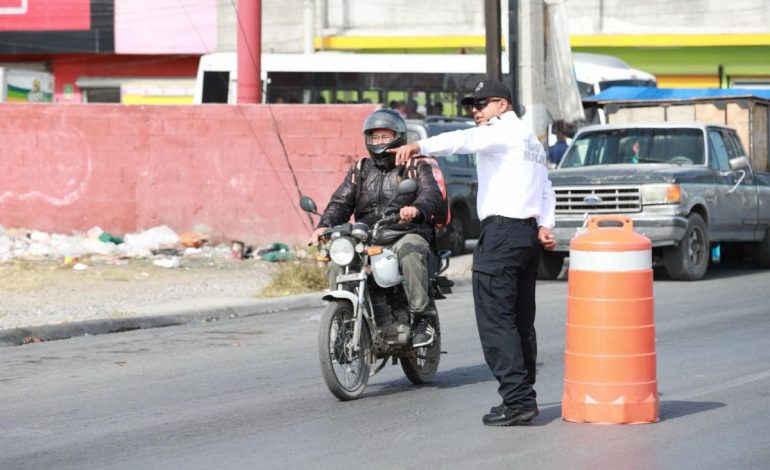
[
  {"xmin": 544, "ymin": 0, "xmax": 585, "ymax": 122},
  {"xmin": 584, "ymin": 86, "xmax": 770, "ymax": 104}
]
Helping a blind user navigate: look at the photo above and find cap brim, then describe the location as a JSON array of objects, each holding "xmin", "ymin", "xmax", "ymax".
[{"xmin": 460, "ymin": 96, "xmax": 475, "ymax": 105}]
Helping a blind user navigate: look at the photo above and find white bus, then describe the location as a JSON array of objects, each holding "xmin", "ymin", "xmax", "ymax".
[
  {"xmin": 194, "ymin": 51, "xmax": 655, "ymax": 117},
  {"xmin": 195, "ymin": 52, "xmax": 491, "ymax": 115}
]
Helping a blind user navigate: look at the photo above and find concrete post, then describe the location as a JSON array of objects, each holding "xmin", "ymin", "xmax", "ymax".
[
  {"xmin": 304, "ymin": 0, "xmax": 315, "ymax": 55},
  {"xmin": 518, "ymin": 0, "xmax": 548, "ymax": 139},
  {"xmin": 237, "ymin": 0, "xmax": 262, "ymax": 104}
]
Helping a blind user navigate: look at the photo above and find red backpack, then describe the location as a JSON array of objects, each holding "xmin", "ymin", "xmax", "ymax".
[
  {"xmin": 405, "ymin": 156, "xmax": 450, "ymax": 228},
  {"xmin": 351, "ymin": 156, "xmax": 450, "ymax": 228}
]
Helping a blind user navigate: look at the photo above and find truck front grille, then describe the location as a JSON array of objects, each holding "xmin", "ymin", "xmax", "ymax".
[{"xmin": 555, "ymin": 186, "xmax": 642, "ymax": 214}]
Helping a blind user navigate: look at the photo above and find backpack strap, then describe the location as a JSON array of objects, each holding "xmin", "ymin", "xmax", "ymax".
[
  {"xmin": 350, "ymin": 158, "xmax": 365, "ymax": 184},
  {"xmin": 350, "ymin": 157, "xmax": 369, "ymax": 202},
  {"xmin": 406, "ymin": 156, "xmax": 418, "ymax": 180}
]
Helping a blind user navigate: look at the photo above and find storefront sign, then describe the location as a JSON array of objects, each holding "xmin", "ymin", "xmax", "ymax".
[
  {"xmin": 0, "ymin": 0, "xmax": 90, "ymax": 31},
  {"xmin": 0, "ymin": 0, "xmax": 113, "ymax": 53}
]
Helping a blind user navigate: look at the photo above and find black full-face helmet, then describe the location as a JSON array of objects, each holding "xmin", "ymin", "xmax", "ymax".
[{"xmin": 362, "ymin": 108, "xmax": 406, "ymax": 169}]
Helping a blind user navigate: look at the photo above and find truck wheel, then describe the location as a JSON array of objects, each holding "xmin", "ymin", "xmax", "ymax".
[
  {"xmin": 663, "ymin": 213, "xmax": 709, "ymax": 281},
  {"xmin": 754, "ymin": 230, "xmax": 770, "ymax": 268},
  {"xmin": 537, "ymin": 250, "xmax": 565, "ymax": 280}
]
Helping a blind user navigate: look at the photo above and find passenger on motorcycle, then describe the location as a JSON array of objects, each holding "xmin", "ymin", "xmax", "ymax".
[{"xmin": 309, "ymin": 109, "xmax": 443, "ymax": 347}]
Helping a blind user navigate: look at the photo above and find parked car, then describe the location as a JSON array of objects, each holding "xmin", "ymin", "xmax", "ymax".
[
  {"xmin": 406, "ymin": 116, "xmax": 480, "ymax": 256},
  {"xmin": 544, "ymin": 122, "xmax": 770, "ymax": 280}
]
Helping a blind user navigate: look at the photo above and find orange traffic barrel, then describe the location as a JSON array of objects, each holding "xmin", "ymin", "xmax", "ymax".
[{"xmin": 562, "ymin": 215, "xmax": 659, "ymax": 424}]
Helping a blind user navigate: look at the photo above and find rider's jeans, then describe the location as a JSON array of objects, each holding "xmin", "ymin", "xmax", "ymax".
[{"xmin": 327, "ymin": 233, "xmax": 433, "ymax": 316}]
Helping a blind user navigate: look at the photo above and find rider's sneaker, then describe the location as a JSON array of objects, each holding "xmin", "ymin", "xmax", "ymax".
[{"xmin": 412, "ymin": 317, "xmax": 435, "ymax": 347}]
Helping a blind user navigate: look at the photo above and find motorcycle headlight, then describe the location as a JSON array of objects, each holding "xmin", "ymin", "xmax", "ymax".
[{"xmin": 329, "ymin": 237, "xmax": 356, "ymax": 266}]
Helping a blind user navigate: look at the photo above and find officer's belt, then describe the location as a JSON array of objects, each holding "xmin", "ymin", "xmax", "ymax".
[{"xmin": 481, "ymin": 215, "xmax": 537, "ymax": 228}]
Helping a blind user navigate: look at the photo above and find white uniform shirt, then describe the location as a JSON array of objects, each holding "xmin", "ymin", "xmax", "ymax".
[{"xmin": 418, "ymin": 111, "xmax": 556, "ymax": 228}]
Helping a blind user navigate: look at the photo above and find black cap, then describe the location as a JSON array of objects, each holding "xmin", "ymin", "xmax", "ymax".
[{"xmin": 460, "ymin": 79, "xmax": 512, "ymax": 105}]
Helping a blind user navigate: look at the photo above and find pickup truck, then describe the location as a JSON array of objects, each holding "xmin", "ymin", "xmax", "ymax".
[{"xmin": 542, "ymin": 122, "xmax": 770, "ymax": 281}]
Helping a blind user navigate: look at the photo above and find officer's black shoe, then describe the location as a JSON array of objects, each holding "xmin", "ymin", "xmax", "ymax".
[
  {"xmin": 489, "ymin": 401, "xmax": 536, "ymax": 413},
  {"xmin": 412, "ymin": 316, "xmax": 435, "ymax": 347},
  {"xmin": 482, "ymin": 405, "xmax": 539, "ymax": 426}
]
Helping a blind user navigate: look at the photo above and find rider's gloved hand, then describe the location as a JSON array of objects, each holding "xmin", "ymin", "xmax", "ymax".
[
  {"xmin": 399, "ymin": 206, "xmax": 422, "ymax": 224},
  {"xmin": 309, "ymin": 226, "xmax": 328, "ymax": 246}
]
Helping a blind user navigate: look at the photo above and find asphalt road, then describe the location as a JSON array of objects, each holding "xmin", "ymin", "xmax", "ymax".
[{"xmin": 2, "ymin": 266, "xmax": 770, "ymax": 469}]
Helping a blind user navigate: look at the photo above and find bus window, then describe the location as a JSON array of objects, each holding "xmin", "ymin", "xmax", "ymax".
[{"xmin": 201, "ymin": 71, "xmax": 230, "ymax": 103}]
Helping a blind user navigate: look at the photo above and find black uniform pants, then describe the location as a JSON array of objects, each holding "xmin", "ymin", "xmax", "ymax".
[{"xmin": 472, "ymin": 216, "xmax": 540, "ymax": 410}]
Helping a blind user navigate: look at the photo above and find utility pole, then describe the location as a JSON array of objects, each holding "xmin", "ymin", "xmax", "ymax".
[
  {"xmin": 484, "ymin": 0, "xmax": 501, "ymax": 80},
  {"xmin": 518, "ymin": 0, "xmax": 547, "ymax": 137},
  {"xmin": 237, "ymin": 0, "xmax": 262, "ymax": 103},
  {"xmin": 508, "ymin": 0, "xmax": 520, "ymax": 115}
]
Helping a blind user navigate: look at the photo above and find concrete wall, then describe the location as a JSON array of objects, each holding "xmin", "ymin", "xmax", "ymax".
[
  {"xmin": 567, "ymin": 0, "xmax": 770, "ymax": 34},
  {"xmin": 241, "ymin": 0, "xmax": 770, "ymax": 53},
  {"xmin": 0, "ymin": 103, "xmax": 376, "ymax": 244}
]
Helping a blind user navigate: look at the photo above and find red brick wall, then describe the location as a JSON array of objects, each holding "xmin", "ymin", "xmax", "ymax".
[{"xmin": 0, "ymin": 103, "xmax": 377, "ymax": 244}]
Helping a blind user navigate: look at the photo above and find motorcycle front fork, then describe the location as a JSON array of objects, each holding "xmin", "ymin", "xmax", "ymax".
[
  {"xmin": 337, "ymin": 256, "xmax": 370, "ymax": 357},
  {"xmin": 349, "ymin": 277, "xmax": 367, "ymax": 355}
]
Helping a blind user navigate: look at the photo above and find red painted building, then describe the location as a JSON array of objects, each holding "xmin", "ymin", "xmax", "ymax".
[{"xmin": 0, "ymin": 0, "xmax": 216, "ymax": 104}]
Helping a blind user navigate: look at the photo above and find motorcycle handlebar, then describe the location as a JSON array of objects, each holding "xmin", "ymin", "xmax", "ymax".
[
  {"xmin": 314, "ymin": 212, "xmax": 402, "ymax": 247},
  {"xmin": 374, "ymin": 213, "xmax": 401, "ymax": 229}
]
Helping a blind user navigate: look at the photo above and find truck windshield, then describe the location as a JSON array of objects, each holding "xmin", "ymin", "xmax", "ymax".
[{"xmin": 561, "ymin": 128, "xmax": 705, "ymax": 168}]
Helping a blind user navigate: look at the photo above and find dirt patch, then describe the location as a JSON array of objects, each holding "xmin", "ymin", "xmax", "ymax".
[
  {"xmin": 0, "ymin": 256, "xmax": 275, "ymax": 330},
  {"xmin": 257, "ymin": 260, "xmax": 327, "ymax": 297}
]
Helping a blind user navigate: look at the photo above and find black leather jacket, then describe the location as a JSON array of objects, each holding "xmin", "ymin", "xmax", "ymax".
[{"xmin": 318, "ymin": 158, "xmax": 442, "ymax": 241}]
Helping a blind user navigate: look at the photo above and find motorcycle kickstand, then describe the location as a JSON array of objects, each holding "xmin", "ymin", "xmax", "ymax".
[{"xmin": 370, "ymin": 356, "xmax": 390, "ymax": 377}]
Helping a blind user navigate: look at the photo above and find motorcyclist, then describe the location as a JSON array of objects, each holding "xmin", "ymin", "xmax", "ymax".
[{"xmin": 309, "ymin": 108, "xmax": 442, "ymax": 347}]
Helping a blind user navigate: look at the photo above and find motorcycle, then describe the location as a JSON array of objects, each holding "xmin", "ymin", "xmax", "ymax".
[{"xmin": 300, "ymin": 179, "xmax": 454, "ymax": 400}]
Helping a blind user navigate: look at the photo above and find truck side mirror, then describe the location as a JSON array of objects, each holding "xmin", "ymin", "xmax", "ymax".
[{"xmin": 729, "ymin": 156, "xmax": 750, "ymax": 171}]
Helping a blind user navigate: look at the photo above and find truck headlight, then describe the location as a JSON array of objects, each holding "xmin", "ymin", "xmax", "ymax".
[
  {"xmin": 329, "ymin": 237, "xmax": 356, "ymax": 266},
  {"xmin": 642, "ymin": 184, "xmax": 681, "ymax": 204}
]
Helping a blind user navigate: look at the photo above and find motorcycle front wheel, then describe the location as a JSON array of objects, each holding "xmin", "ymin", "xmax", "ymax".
[
  {"xmin": 318, "ymin": 300, "xmax": 371, "ymax": 401},
  {"xmin": 401, "ymin": 316, "xmax": 441, "ymax": 384}
]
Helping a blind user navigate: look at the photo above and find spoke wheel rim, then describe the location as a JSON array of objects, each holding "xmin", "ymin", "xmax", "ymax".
[
  {"xmin": 414, "ymin": 346, "xmax": 428, "ymax": 370},
  {"xmin": 329, "ymin": 313, "xmax": 366, "ymax": 390}
]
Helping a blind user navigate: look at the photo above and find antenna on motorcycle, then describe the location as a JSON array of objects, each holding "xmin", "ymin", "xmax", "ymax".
[{"xmin": 299, "ymin": 195, "xmax": 320, "ymax": 216}]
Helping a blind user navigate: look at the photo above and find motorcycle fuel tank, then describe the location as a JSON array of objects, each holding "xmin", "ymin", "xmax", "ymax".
[{"xmin": 370, "ymin": 249, "xmax": 402, "ymax": 287}]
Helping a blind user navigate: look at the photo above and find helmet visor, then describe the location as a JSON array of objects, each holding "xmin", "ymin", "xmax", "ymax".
[
  {"xmin": 362, "ymin": 109, "xmax": 406, "ymax": 134},
  {"xmin": 364, "ymin": 130, "xmax": 396, "ymax": 145}
]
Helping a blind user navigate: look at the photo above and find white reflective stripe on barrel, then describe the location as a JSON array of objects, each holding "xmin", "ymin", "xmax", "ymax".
[{"xmin": 570, "ymin": 249, "xmax": 652, "ymax": 272}]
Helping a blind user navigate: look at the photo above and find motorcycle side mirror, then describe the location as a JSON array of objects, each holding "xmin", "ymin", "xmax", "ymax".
[
  {"xmin": 379, "ymin": 178, "xmax": 419, "ymax": 219},
  {"xmin": 397, "ymin": 178, "xmax": 418, "ymax": 195},
  {"xmin": 299, "ymin": 195, "xmax": 319, "ymax": 215}
]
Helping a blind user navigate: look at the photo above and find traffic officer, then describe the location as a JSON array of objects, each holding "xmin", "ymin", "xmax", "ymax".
[{"xmin": 389, "ymin": 79, "xmax": 556, "ymax": 426}]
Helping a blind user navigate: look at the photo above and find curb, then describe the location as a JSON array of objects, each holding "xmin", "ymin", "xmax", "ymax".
[
  {"xmin": 0, "ymin": 292, "xmax": 325, "ymax": 348},
  {"xmin": 0, "ymin": 273, "xmax": 472, "ymax": 348}
]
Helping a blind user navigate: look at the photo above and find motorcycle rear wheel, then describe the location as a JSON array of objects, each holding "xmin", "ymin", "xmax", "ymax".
[
  {"xmin": 401, "ymin": 316, "xmax": 441, "ymax": 384},
  {"xmin": 318, "ymin": 300, "xmax": 371, "ymax": 401}
]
